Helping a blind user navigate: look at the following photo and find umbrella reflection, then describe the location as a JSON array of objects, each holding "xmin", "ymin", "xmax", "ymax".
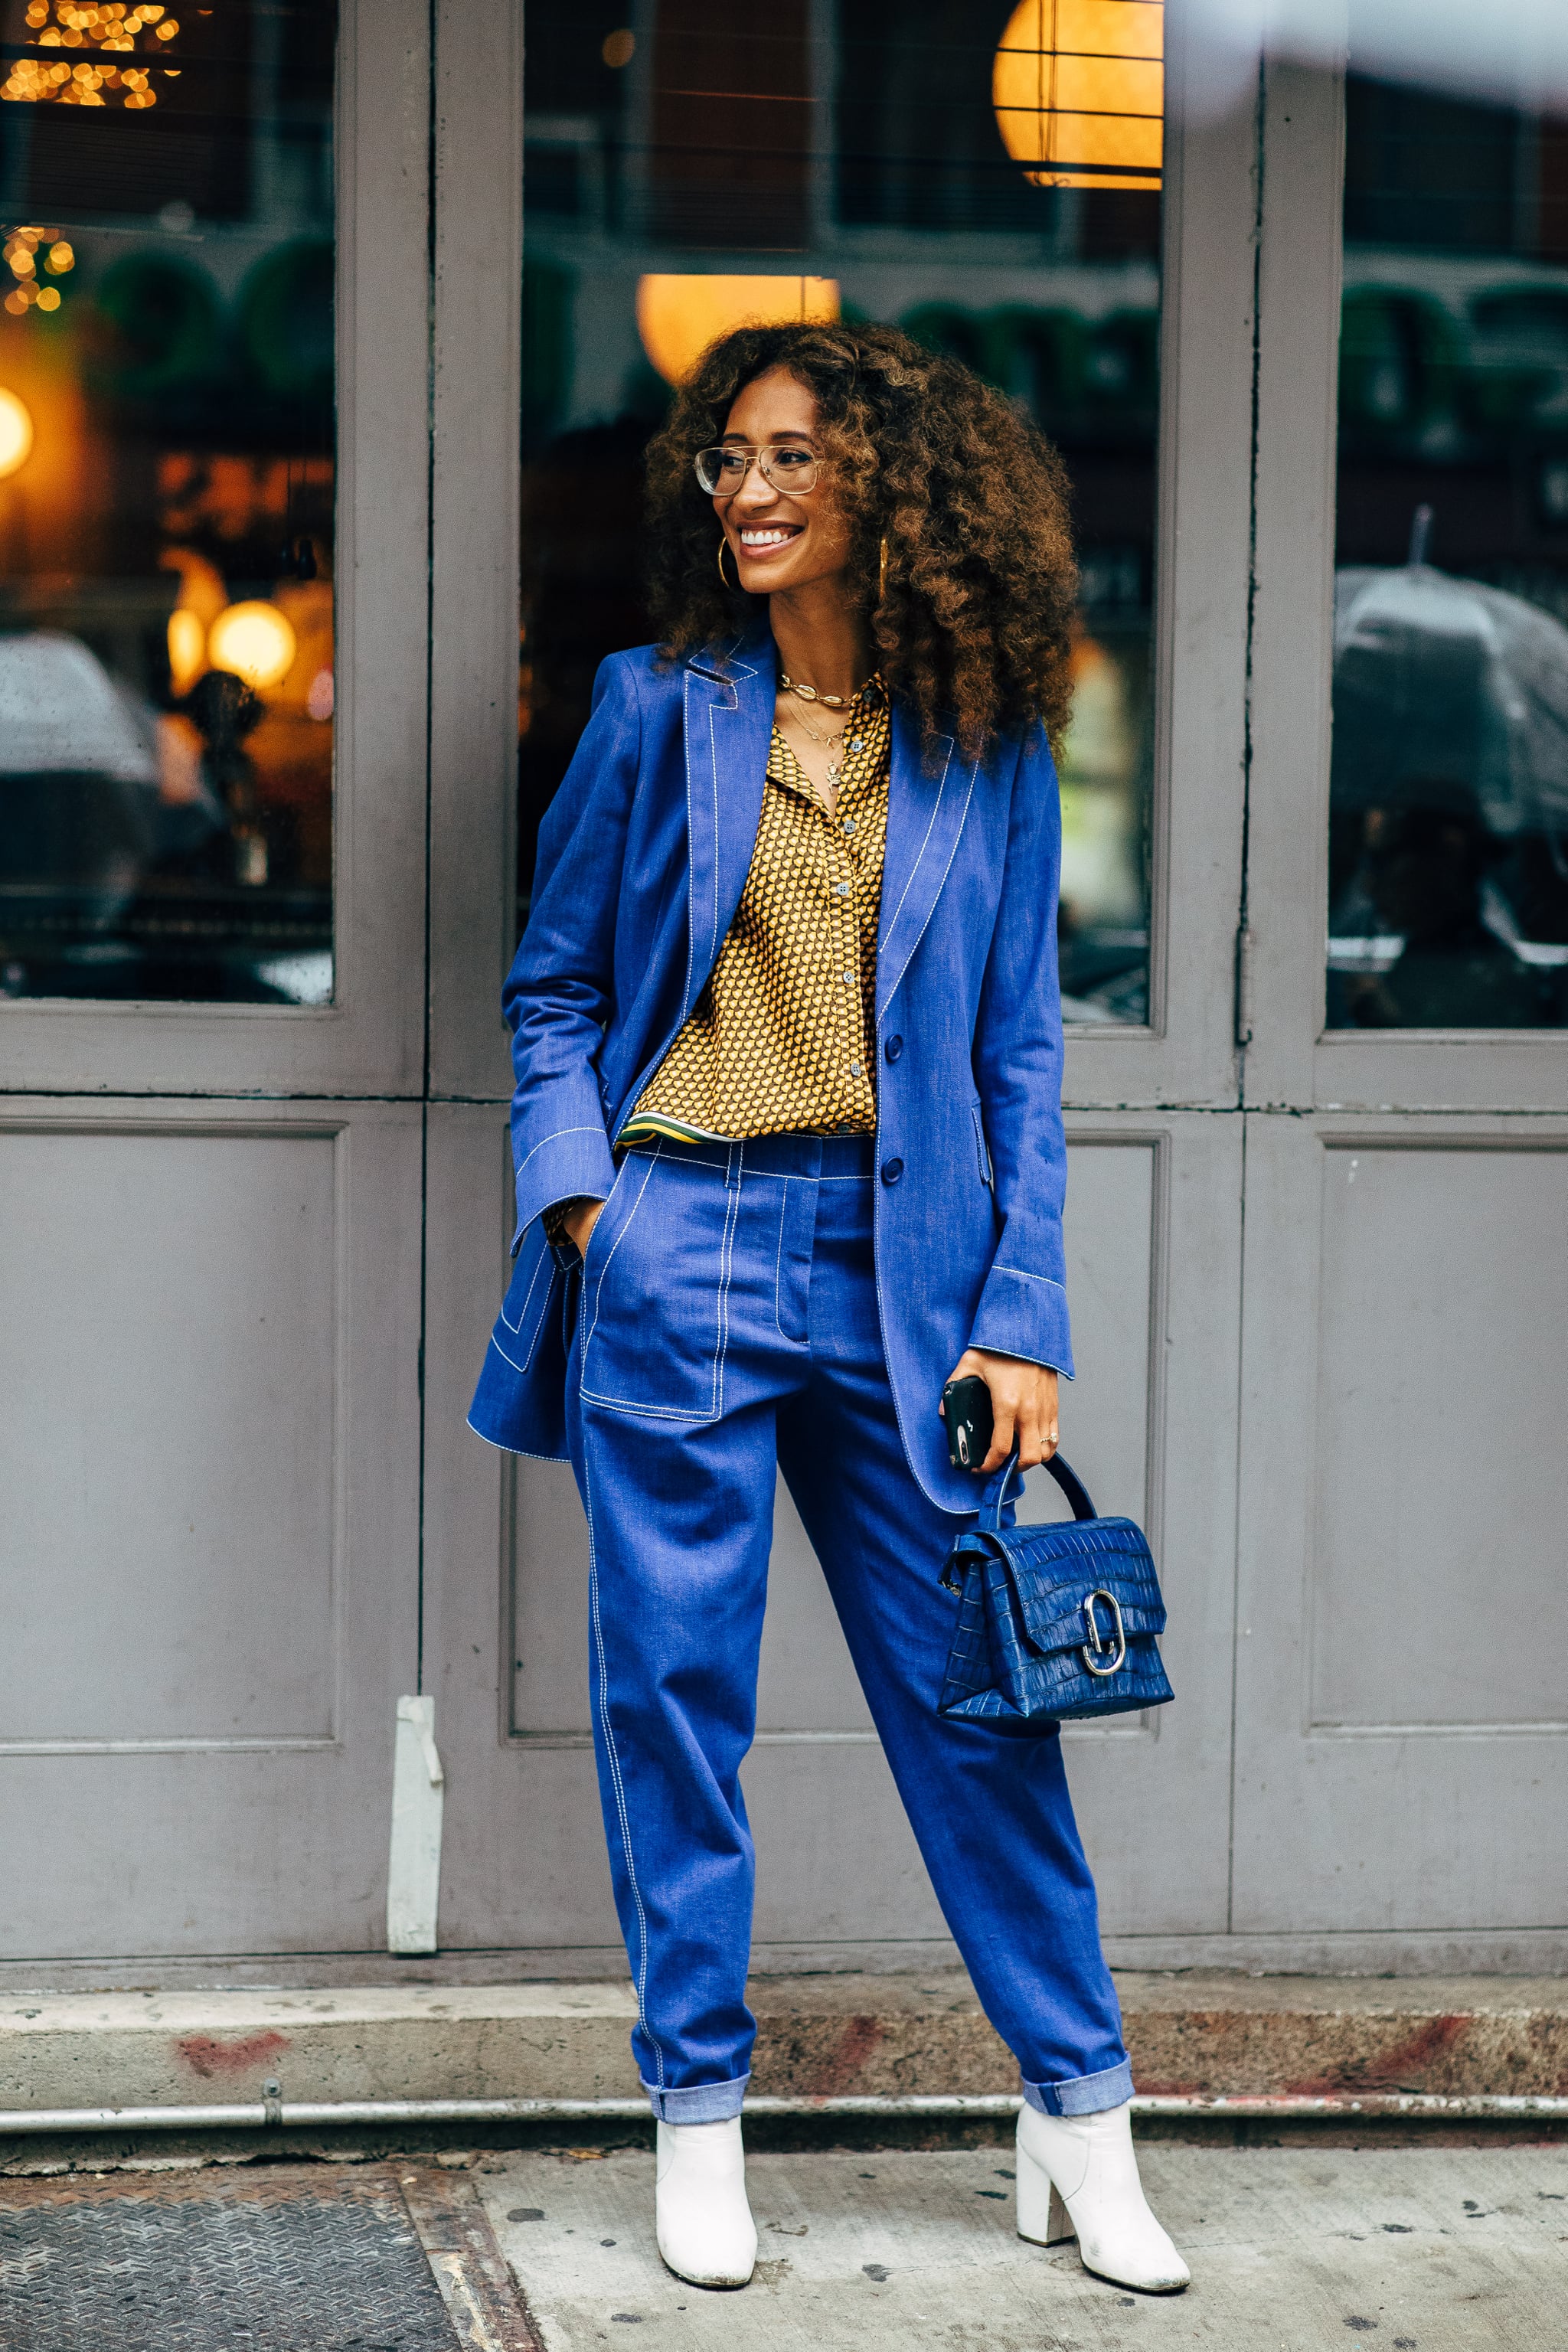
[
  {"xmin": 0, "ymin": 631, "xmax": 224, "ymax": 934},
  {"xmin": 1328, "ymin": 550, "xmax": 1568, "ymax": 1027}
]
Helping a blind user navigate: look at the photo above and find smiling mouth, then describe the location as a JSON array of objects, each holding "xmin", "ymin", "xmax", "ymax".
[{"xmin": 738, "ymin": 525, "xmax": 802, "ymax": 554}]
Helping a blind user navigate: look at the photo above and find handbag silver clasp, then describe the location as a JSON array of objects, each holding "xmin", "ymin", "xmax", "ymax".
[{"xmin": 1080, "ymin": 1589, "xmax": 1127, "ymax": 1677}]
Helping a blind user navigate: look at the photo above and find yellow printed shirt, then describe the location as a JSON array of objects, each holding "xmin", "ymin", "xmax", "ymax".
[{"xmin": 618, "ymin": 679, "xmax": 891, "ymax": 1150}]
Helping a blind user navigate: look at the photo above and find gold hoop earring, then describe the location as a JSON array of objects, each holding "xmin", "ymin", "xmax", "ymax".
[
  {"xmin": 879, "ymin": 535, "xmax": 889, "ymax": 602},
  {"xmin": 717, "ymin": 535, "xmax": 737, "ymax": 590}
]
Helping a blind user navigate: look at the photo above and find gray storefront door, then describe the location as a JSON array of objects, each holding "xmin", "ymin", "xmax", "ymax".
[
  {"xmin": 5, "ymin": 9, "xmax": 1562, "ymax": 1982},
  {"xmin": 0, "ymin": 0, "xmax": 435, "ymax": 1962},
  {"xmin": 422, "ymin": 2, "xmax": 1259, "ymax": 1971},
  {"xmin": 1230, "ymin": 60, "xmax": 1568, "ymax": 1971}
]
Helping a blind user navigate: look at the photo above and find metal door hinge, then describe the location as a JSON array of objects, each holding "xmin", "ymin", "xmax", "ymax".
[{"xmin": 1235, "ymin": 925, "xmax": 1256, "ymax": 1048}]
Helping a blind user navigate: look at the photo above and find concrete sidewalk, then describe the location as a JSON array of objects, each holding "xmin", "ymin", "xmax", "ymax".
[
  {"xmin": 479, "ymin": 2141, "xmax": 1568, "ymax": 2350},
  {"xmin": 3, "ymin": 1972, "xmax": 1564, "ymax": 2115}
]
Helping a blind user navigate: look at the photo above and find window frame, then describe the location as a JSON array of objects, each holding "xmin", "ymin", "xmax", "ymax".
[
  {"xmin": 0, "ymin": 0, "xmax": 433, "ymax": 1102},
  {"xmin": 1246, "ymin": 49, "xmax": 1568, "ymax": 1116}
]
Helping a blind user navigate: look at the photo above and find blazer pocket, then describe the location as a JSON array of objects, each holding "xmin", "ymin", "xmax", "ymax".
[
  {"xmin": 970, "ymin": 1100, "xmax": 995, "ymax": 1188},
  {"xmin": 495, "ymin": 1222, "xmax": 561, "ymax": 1376}
]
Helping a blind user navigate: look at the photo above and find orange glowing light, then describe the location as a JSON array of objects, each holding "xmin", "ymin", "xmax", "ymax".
[
  {"xmin": 635, "ymin": 276, "xmax": 841, "ymax": 387},
  {"xmin": 992, "ymin": 0, "xmax": 1163, "ymax": 194},
  {"xmin": 0, "ymin": 387, "xmax": 35, "ymax": 479},
  {"xmin": 166, "ymin": 606, "xmax": 207, "ymax": 696},
  {"xmin": 207, "ymin": 599, "xmax": 297, "ymax": 691}
]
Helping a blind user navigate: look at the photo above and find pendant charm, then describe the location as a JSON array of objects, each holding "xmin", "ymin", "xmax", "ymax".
[{"xmin": 826, "ymin": 764, "xmax": 841, "ymax": 785}]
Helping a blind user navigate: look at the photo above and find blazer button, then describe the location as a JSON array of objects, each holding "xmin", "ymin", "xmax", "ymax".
[
  {"xmin": 880, "ymin": 1157, "xmax": 903, "ymax": 1186},
  {"xmin": 884, "ymin": 1034, "xmax": 903, "ymax": 1063}
]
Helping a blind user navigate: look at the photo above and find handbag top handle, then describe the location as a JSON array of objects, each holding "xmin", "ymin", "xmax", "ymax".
[{"xmin": 980, "ymin": 1448, "xmax": 1098, "ymax": 1530}]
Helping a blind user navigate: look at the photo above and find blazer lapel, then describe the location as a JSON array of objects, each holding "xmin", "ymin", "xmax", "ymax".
[
  {"xmin": 680, "ymin": 635, "xmax": 776, "ymax": 1019},
  {"xmin": 877, "ymin": 702, "xmax": 978, "ymax": 1024}
]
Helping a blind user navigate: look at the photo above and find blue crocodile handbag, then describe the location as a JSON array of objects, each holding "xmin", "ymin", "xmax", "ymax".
[{"xmin": 938, "ymin": 1451, "xmax": 1174, "ymax": 1726}]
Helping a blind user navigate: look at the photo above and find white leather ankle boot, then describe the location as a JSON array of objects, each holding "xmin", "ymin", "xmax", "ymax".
[
  {"xmin": 654, "ymin": 2117, "xmax": 757, "ymax": 2288},
  {"xmin": 1016, "ymin": 2099, "xmax": 1189, "ymax": 2292}
]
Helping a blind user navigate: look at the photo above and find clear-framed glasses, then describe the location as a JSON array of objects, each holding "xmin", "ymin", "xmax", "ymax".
[{"xmin": 693, "ymin": 443, "xmax": 822, "ymax": 496}]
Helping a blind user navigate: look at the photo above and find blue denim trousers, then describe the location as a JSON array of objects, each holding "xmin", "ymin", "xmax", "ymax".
[{"xmin": 564, "ymin": 1129, "xmax": 1132, "ymax": 2124}]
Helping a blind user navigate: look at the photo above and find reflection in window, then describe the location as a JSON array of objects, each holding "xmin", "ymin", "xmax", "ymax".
[
  {"xmin": 0, "ymin": 2, "xmax": 335, "ymax": 1005},
  {"xmin": 1328, "ymin": 66, "xmax": 1568, "ymax": 1030},
  {"xmin": 518, "ymin": 0, "xmax": 1162, "ymax": 1025}
]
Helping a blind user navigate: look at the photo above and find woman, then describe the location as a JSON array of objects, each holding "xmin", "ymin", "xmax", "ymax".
[{"xmin": 469, "ymin": 322, "xmax": 1187, "ymax": 2298}]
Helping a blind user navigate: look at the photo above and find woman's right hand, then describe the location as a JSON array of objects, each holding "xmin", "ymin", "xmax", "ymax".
[{"xmin": 563, "ymin": 1196, "xmax": 606, "ymax": 1258}]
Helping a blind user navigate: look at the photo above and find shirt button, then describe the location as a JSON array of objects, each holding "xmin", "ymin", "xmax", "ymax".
[
  {"xmin": 884, "ymin": 1034, "xmax": 903, "ymax": 1063},
  {"xmin": 835, "ymin": 883, "xmax": 851, "ymax": 897},
  {"xmin": 851, "ymin": 1061, "xmax": 862, "ymax": 1076},
  {"xmin": 880, "ymin": 1157, "xmax": 903, "ymax": 1186},
  {"xmin": 844, "ymin": 818, "xmax": 856, "ymax": 835},
  {"xmin": 841, "ymin": 970, "xmax": 853, "ymax": 983}
]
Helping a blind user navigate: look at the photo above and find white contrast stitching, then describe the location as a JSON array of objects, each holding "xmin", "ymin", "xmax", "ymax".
[
  {"xmin": 773, "ymin": 1176, "xmax": 789, "ymax": 1338},
  {"xmin": 582, "ymin": 1420, "xmax": 665, "ymax": 2089},
  {"xmin": 880, "ymin": 732, "xmax": 953, "ymax": 944},
  {"xmin": 582, "ymin": 1151, "xmax": 655, "ymax": 1370},
  {"xmin": 712, "ymin": 1142, "xmax": 741, "ymax": 1416},
  {"xmin": 499, "ymin": 1241, "xmax": 548, "ymax": 1337},
  {"xmin": 580, "ymin": 1143, "xmax": 727, "ymax": 1420},
  {"xmin": 880, "ymin": 755, "xmax": 978, "ymax": 1020},
  {"xmin": 484, "ymin": 1328, "xmax": 534, "ymax": 1378},
  {"xmin": 625, "ymin": 1144, "xmax": 731, "ymax": 1171},
  {"xmin": 463, "ymin": 1410, "xmax": 567, "ymax": 1462},
  {"xmin": 992, "ymin": 1263, "xmax": 1068, "ymax": 1293},
  {"xmin": 707, "ymin": 703, "xmax": 723, "ymax": 975},
  {"xmin": 517, "ymin": 1259, "xmax": 559, "ymax": 1364},
  {"xmin": 514, "ymin": 1124, "xmax": 607, "ymax": 1176},
  {"xmin": 681, "ymin": 673, "xmax": 699, "ymax": 1019}
]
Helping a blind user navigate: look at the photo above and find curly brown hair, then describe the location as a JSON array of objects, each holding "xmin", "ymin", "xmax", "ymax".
[{"xmin": 643, "ymin": 320, "xmax": 1078, "ymax": 760}]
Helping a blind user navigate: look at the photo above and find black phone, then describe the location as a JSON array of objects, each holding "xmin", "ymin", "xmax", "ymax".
[{"xmin": 942, "ymin": 1374, "xmax": 994, "ymax": 1472}]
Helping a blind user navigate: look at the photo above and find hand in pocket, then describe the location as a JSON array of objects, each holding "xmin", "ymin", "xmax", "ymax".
[{"xmin": 563, "ymin": 1196, "xmax": 606, "ymax": 1257}]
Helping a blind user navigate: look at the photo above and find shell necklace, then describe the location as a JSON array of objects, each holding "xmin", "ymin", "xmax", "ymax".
[{"xmin": 778, "ymin": 671, "xmax": 878, "ymax": 789}]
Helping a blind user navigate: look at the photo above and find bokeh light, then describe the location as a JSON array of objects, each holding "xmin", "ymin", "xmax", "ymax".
[
  {"xmin": 635, "ymin": 276, "xmax": 841, "ymax": 386},
  {"xmin": 207, "ymin": 600, "xmax": 298, "ymax": 691},
  {"xmin": 0, "ymin": 387, "xmax": 35, "ymax": 480},
  {"xmin": 166, "ymin": 606, "xmax": 207, "ymax": 696}
]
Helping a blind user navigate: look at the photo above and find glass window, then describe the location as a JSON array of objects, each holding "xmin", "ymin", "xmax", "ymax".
[
  {"xmin": 518, "ymin": 0, "xmax": 1164, "ymax": 1026},
  {"xmin": 0, "ymin": 1, "xmax": 336, "ymax": 1005},
  {"xmin": 1328, "ymin": 65, "xmax": 1568, "ymax": 1030}
]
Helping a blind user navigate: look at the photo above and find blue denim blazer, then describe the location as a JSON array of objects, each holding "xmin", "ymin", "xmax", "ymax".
[{"xmin": 467, "ymin": 626, "xmax": 1073, "ymax": 1514}]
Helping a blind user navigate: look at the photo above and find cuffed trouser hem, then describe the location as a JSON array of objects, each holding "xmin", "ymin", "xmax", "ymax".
[
  {"xmin": 1020, "ymin": 2058, "xmax": 1134, "ymax": 2117},
  {"xmin": 642, "ymin": 2073, "xmax": 750, "ymax": 2124}
]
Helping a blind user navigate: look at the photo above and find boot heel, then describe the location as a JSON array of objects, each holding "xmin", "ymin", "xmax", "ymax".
[{"xmin": 1014, "ymin": 2133, "xmax": 1074, "ymax": 2246}]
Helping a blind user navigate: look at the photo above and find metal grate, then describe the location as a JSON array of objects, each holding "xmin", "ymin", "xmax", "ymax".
[{"xmin": 0, "ymin": 2166, "xmax": 537, "ymax": 2352}]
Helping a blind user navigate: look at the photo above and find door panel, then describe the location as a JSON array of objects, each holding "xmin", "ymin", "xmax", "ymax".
[
  {"xmin": 1233, "ymin": 1113, "xmax": 1568, "ymax": 1936},
  {"xmin": 3, "ymin": 1127, "xmax": 339, "ymax": 1745},
  {"xmin": 426, "ymin": 1109, "xmax": 1241, "ymax": 1956},
  {"xmin": 0, "ymin": 1099, "xmax": 423, "ymax": 1957},
  {"xmin": 1308, "ymin": 1140, "xmax": 1568, "ymax": 1732}
]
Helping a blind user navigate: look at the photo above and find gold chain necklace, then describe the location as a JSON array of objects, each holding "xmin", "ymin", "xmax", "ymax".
[
  {"xmin": 776, "ymin": 671, "xmax": 878, "ymax": 788},
  {"xmin": 784, "ymin": 702, "xmax": 851, "ymax": 753}
]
